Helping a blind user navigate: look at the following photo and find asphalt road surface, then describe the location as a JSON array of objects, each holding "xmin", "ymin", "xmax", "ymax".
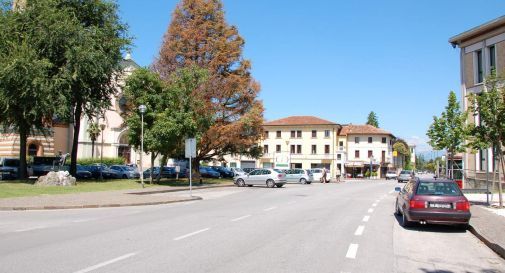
[{"xmin": 1, "ymin": 179, "xmax": 504, "ymax": 273}]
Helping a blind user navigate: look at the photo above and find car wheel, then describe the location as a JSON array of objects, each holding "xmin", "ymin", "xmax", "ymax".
[
  {"xmin": 266, "ymin": 179, "xmax": 275, "ymax": 188},
  {"xmin": 300, "ymin": 178, "xmax": 307, "ymax": 184},
  {"xmin": 458, "ymin": 223, "xmax": 469, "ymax": 230},
  {"xmin": 276, "ymin": 184, "xmax": 284, "ymax": 188},
  {"xmin": 401, "ymin": 211, "xmax": 411, "ymax": 227},
  {"xmin": 236, "ymin": 179, "xmax": 245, "ymax": 187},
  {"xmin": 306, "ymin": 182, "xmax": 312, "ymax": 184},
  {"xmin": 122, "ymin": 174, "xmax": 128, "ymax": 179}
]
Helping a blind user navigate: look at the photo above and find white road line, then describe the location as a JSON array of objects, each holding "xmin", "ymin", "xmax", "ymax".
[
  {"xmin": 231, "ymin": 215, "xmax": 251, "ymax": 222},
  {"xmin": 375, "ymin": 199, "xmax": 380, "ymax": 203},
  {"xmin": 73, "ymin": 252, "xmax": 137, "ymax": 273},
  {"xmin": 264, "ymin": 206, "xmax": 277, "ymax": 211},
  {"xmin": 345, "ymin": 244, "xmax": 359, "ymax": 259},
  {"xmin": 287, "ymin": 201, "xmax": 296, "ymax": 205},
  {"xmin": 354, "ymin": 225, "xmax": 365, "ymax": 236},
  {"xmin": 372, "ymin": 203, "xmax": 377, "ymax": 207},
  {"xmin": 174, "ymin": 228, "xmax": 210, "ymax": 241},
  {"xmin": 72, "ymin": 219, "xmax": 93, "ymax": 223},
  {"xmin": 362, "ymin": 215, "xmax": 370, "ymax": 222},
  {"xmin": 388, "ymin": 190, "xmax": 394, "ymax": 194},
  {"xmin": 15, "ymin": 225, "xmax": 47, "ymax": 232},
  {"xmin": 368, "ymin": 208, "xmax": 374, "ymax": 213}
]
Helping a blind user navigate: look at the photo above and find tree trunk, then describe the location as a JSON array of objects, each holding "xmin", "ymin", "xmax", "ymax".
[
  {"xmin": 192, "ymin": 158, "xmax": 202, "ymax": 184},
  {"xmin": 498, "ymin": 154, "xmax": 504, "ymax": 208},
  {"xmin": 91, "ymin": 140, "xmax": 95, "ymax": 158},
  {"xmin": 70, "ymin": 104, "xmax": 82, "ymax": 177},
  {"xmin": 150, "ymin": 153, "xmax": 155, "ymax": 185},
  {"xmin": 18, "ymin": 126, "xmax": 28, "ymax": 180}
]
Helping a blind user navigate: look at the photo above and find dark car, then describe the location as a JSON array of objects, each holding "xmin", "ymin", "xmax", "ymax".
[
  {"xmin": 143, "ymin": 166, "xmax": 175, "ymax": 179},
  {"xmin": 0, "ymin": 158, "xmax": 19, "ymax": 180},
  {"xmin": 209, "ymin": 166, "xmax": 234, "ymax": 178},
  {"xmin": 395, "ymin": 178, "xmax": 471, "ymax": 228},
  {"xmin": 199, "ymin": 166, "xmax": 220, "ymax": 178},
  {"xmin": 31, "ymin": 156, "xmax": 59, "ymax": 176},
  {"xmin": 87, "ymin": 164, "xmax": 121, "ymax": 179},
  {"xmin": 75, "ymin": 165, "xmax": 93, "ymax": 179}
]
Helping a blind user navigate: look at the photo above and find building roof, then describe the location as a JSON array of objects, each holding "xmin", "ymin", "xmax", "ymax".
[
  {"xmin": 449, "ymin": 15, "xmax": 505, "ymax": 47},
  {"xmin": 339, "ymin": 124, "xmax": 393, "ymax": 136},
  {"xmin": 263, "ymin": 116, "xmax": 338, "ymax": 126},
  {"xmin": 120, "ymin": 53, "xmax": 141, "ymax": 70}
]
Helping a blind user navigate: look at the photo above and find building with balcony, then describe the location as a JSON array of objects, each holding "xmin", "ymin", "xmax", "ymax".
[{"xmin": 449, "ymin": 15, "xmax": 505, "ymax": 188}]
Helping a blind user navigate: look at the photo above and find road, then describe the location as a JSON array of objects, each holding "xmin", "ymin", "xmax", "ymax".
[{"xmin": 0, "ymin": 179, "xmax": 504, "ymax": 273}]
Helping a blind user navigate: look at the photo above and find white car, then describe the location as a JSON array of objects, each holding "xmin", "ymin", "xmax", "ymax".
[
  {"xmin": 234, "ymin": 168, "xmax": 287, "ymax": 188},
  {"xmin": 310, "ymin": 168, "xmax": 331, "ymax": 183},
  {"xmin": 385, "ymin": 171, "xmax": 397, "ymax": 180},
  {"xmin": 284, "ymin": 169, "xmax": 313, "ymax": 184}
]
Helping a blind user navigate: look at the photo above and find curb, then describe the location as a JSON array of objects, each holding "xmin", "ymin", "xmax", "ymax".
[
  {"xmin": 469, "ymin": 224, "xmax": 505, "ymax": 259},
  {"xmin": 0, "ymin": 196, "xmax": 202, "ymax": 211},
  {"xmin": 127, "ymin": 183, "xmax": 234, "ymax": 195}
]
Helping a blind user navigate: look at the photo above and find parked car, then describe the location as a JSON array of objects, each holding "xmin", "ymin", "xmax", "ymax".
[
  {"xmin": 284, "ymin": 169, "xmax": 313, "ymax": 184},
  {"xmin": 398, "ymin": 170, "xmax": 414, "ymax": 183},
  {"xmin": 385, "ymin": 171, "xmax": 397, "ymax": 180},
  {"xmin": 230, "ymin": 167, "xmax": 246, "ymax": 177},
  {"xmin": 143, "ymin": 167, "xmax": 175, "ymax": 179},
  {"xmin": 395, "ymin": 178, "xmax": 471, "ymax": 228},
  {"xmin": 31, "ymin": 156, "xmax": 59, "ymax": 177},
  {"xmin": 310, "ymin": 168, "xmax": 331, "ymax": 182},
  {"xmin": 110, "ymin": 165, "xmax": 140, "ymax": 179},
  {"xmin": 75, "ymin": 165, "xmax": 93, "ymax": 179},
  {"xmin": 0, "ymin": 157, "xmax": 19, "ymax": 180},
  {"xmin": 209, "ymin": 166, "xmax": 234, "ymax": 178},
  {"xmin": 234, "ymin": 168, "xmax": 287, "ymax": 188},
  {"xmin": 199, "ymin": 166, "xmax": 220, "ymax": 178},
  {"xmin": 87, "ymin": 164, "xmax": 121, "ymax": 179}
]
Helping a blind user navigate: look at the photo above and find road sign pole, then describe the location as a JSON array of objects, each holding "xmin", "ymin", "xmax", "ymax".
[{"xmin": 189, "ymin": 154, "xmax": 192, "ymax": 197}]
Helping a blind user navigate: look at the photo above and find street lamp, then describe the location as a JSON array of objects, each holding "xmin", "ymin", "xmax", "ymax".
[
  {"xmin": 285, "ymin": 140, "xmax": 290, "ymax": 169},
  {"xmin": 100, "ymin": 123, "xmax": 106, "ymax": 180},
  {"xmin": 139, "ymin": 104, "xmax": 147, "ymax": 188},
  {"xmin": 369, "ymin": 155, "xmax": 374, "ymax": 180}
]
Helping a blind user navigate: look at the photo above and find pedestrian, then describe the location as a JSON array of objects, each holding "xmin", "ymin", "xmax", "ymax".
[
  {"xmin": 322, "ymin": 168, "xmax": 327, "ymax": 183},
  {"xmin": 335, "ymin": 168, "xmax": 341, "ymax": 182}
]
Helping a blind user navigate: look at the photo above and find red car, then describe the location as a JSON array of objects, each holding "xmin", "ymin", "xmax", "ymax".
[{"xmin": 395, "ymin": 178, "xmax": 471, "ymax": 228}]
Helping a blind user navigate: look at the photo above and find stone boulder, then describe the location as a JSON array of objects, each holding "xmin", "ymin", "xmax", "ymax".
[{"xmin": 35, "ymin": 171, "xmax": 76, "ymax": 186}]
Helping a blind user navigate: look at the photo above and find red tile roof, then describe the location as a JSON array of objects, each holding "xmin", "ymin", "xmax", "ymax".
[
  {"xmin": 339, "ymin": 124, "xmax": 393, "ymax": 136},
  {"xmin": 264, "ymin": 116, "xmax": 338, "ymax": 126}
]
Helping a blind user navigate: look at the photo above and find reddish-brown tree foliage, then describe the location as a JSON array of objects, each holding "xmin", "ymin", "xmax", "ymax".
[{"xmin": 154, "ymin": 0, "xmax": 264, "ymax": 166}]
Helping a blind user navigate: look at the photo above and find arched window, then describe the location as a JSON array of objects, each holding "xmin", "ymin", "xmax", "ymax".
[
  {"xmin": 117, "ymin": 132, "xmax": 131, "ymax": 164},
  {"xmin": 28, "ymin": 143, "xmax": 38, "ymax": 156}
]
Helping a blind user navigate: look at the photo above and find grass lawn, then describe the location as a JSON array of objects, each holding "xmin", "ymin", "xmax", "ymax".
[{"xmin": 0, "ymin": 177, "xmax": 233, "ymax": 199}]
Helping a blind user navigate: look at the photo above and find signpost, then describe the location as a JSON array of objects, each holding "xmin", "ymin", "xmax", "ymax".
[{"xmin": 185, "ymin": 138, "xmax": 196, "ymax": 197}]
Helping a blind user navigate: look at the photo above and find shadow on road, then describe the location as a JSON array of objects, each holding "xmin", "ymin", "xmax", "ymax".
[{"xmin": 393, "ymin": 213, "xmax": 466, "ymax": 233}]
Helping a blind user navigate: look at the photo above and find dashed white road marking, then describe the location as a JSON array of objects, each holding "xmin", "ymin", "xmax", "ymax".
[
  {"xmin": 72, "ymin": 219, "xmax": 94, "ymax": 223},
  {"xmin": 287, "ymin": 201, "xmax": 296, "ymax": 205},
  {"xmin": 73, "ymin": 252, "xmax": 137, "ymax": 273},
  {"xmin": 231, "ymin": 215, "xmax": 252, "ymax": 222},
  {"xmin": 346, "ymin": 244, "xmax": 359, "ymax": 259},
  {"xmin": 15, "ymin": 225, "xmax": 47, "ymax": 232},
  {"xmin": 174, "ymin": 228, "xmax": 210, "ymax": 241},
  {"xmin": 367, "ymin": 208, "xmax": 374, "ymax": 213},
  {"xmin": 362, "ymin": 215, "xmax": 370, "ymax": 222},
  {"xmin": 372, "ymin": 203, "xmax": 377, "ymax": 207},
  {"xmin": 264, "ymin": 206, "xmax": 277, "ymax": 211},
  {"xmin": 388, "ymin": 190, "xmax": 394, "ymax": 194},
  {"xmin": 354, "ymin": 225, "xmax": 365, "ymax": 236},
  {"xmin": 375, "ymin": 199, "xmax": 380, "ymax": 203}
]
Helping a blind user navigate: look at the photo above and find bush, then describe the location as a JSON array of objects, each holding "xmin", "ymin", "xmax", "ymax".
[
  {"xmin": 365, "ymin": 170, "xmax": 371, "ymax": 177},
  {"xmin": 77, "ymin": 157, "xmax": 126, "ymax": 166}
]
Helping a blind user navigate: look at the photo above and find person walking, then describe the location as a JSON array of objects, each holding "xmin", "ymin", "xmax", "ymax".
[
  {"xmin": 322, "ymin": 168, "xmax": 328, "ymax": 183},
  {"xmin": 335, "ymin": 168, "xmax": 341, "ymax": 182}
]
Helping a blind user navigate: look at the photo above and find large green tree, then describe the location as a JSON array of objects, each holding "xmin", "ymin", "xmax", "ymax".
[
  {"xmin": 366, "ymin": 111, "xmax": 379, "ymax": 128},
  {"xmin": 427, "ymin": 91, "xmax": 467, "ymax": 179},
  {"xmin": 467, "ymin": 74, "xmax": 504, "ymax": 207},
  {"xmin": 154, "ymin": 0, "xmax": 264, "ymax": 171}
]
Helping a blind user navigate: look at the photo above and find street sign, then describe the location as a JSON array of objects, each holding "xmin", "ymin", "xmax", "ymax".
[
  {"xmin": 185, "ymin": 138, "xmax": 196, "ymax": 158},
  {"xmin": 393, "ymin": 150, "xmax": 398, "ymax": 157}
]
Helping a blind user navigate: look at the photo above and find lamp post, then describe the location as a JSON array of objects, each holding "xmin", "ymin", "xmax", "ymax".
[
  {"xmin": 139, "ymin": 104, "xmax": 147, "ymax": 188},
  {"xmin": 285, "ymin": 140, "xmax": 290, "ymax": 169},
  {"xmin": 369, "ymin": 155, "xmax": 374, "ymax": 180},
  {"xmin": 100, "ymin": 123, "xmax": 106, "ymax": 180}
]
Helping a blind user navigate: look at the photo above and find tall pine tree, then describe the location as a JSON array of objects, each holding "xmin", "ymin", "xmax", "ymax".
[{"xmin": 366, "ymin": 111, "xmax": 379, "ymax": 127}]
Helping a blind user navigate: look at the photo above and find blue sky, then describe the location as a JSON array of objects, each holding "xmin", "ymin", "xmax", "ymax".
[{"xmin": 117, "ymin": 0, "xmax": 504, "ymax": 153}]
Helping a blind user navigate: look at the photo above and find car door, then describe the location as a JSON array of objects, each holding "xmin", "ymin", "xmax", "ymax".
[
  {"xmin": 245, "ymin": 169, "xmax": 259, "ymax": 184},
  {"xmin": 399, "ymin": 182, "xmax": 413, "ymax": 212},
  {"xmin": 258, "ymin": 169, "xmax": 270, "ymax": 185},
  {"xmin": 284, "ymin": 169, "xmax": 294, "ymax": 182}
]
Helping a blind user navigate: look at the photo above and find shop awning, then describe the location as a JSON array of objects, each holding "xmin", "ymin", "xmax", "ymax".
[{"xmin": 345, "ymin": 161, "xmax": 365, "ymax": 167}]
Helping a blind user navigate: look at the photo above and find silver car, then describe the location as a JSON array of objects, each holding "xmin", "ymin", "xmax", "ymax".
[
  {"xmin": 284, "ymin": 169, "xmax": 313, "ymax": 184},
  {"xmin": 234, "ymin": 168, "xmax": 287, "ymax": 188},
  {"xmin": 230, "ymin": 167, "xmax": 246, "ymax": 177},
  {"xmin": 397, "ymin": 170, "xmax": 414, "ymax": 183}
]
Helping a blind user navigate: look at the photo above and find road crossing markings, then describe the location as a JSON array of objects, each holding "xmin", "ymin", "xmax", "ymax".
[
  {"xmin": 264, "ymin": 206, "xmax": 277, "ymax": 211},
  {"xmin": 231, "ymin": 215, "xmax": 251, "ymax": 222},
  {"xmin": 73, "ymin": 252, "xmax": 137, "ymax": 273},
  {"xmin": 367, "ymin": 208, "xmax": 374, "ymax": 213},
  {"xmin": 362, "ymin": 215, "xmax": 370, "ymax": 222},
  {"xmin": 173, "ymin": 228, "xmax": 210, "ymax": 241},
  {"xmin": 354, "ymin": 225, "xmax": 365, "ymax": 236},
  {"xmin": 345, "ymin": 244, "xmax": 359, "ymax": 259}
]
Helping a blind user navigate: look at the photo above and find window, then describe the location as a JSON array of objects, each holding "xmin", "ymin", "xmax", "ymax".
[
  {"xmin": 325, "ymin": 145, "xmax": 330, "ymax": 154},
  {"xmin": 291, "ymin": 130, "xmax": 296, "ymax": 138},
  {"xmin": 297, "ymin": 145, "xmax": 302, "ymax": 154},
  {"xmin": 382, "ymin": 150, "xmax": 386, "ymax": 162},
  {"xmin": 368, "ymin": 150, "xmax": 373, "ymax": 158},
  {"xmin": 297, "ymin": 130, "xmax": 302, "ymax": 138},
  {"xmin": 28, "ymin": 144, "xmax": 38, "ymax": 156},
  {"xmin": 263, "ymin": 145, "xmax": 268, "ymax": 154},
  {"xmin": 339, "ymin": 141, "xmax": 343, "ymax": 147},
  {"xmin": 312, "ymin": 130, "xmax": 317, "ymax": 138},
  {"xmin": 276, "ymin": 131, "xmax": 281, "ymax": 138},
  {"xmin": 382, "ymin": 137, "xmax": 386, "ymax": 144},
  {"xmin": 355, "ymin": 137, "xmax": 360, "ymax": 144},
  {"xmin": 476, "ymin": 49, "xmax": 483, "ymax": 83},
  {"xmin": 311, "ymin": 145, "xmax": 317, "ymax": 154},
  {"xmin": 337, "ymin": 154, "xmax": 342, "ymax": 160},
  {"xmin": 290, "ymin": 145, "xmax": 295, "ymax": 154},
  {"xmin": 264, "ymin": 131, "xmax": 269, "ymax": 139},
  {"xmin": 276, "ymin": 145, "xmax": 281, "ymax": 152},
  {"xmin": 489, "ymin": 45, "xmax": 496, "ymax": 73},
  {"xmin": 324, "ymin": 130, "xmax": 330, "ymax": 138},
  {"xmin": 355, "ymin": 150, "xmax": 360, "ymax": 158},
  {"xmin": 479, "ymin": 149, "xmax": 485, "ymax": 171},
  {"xmin": 368, "ymin": 137, "xmax": 372, "ymax": 143}
]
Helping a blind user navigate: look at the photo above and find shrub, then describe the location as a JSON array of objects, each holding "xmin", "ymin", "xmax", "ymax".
[{"xmin": 77, "ymin": 157, "xmax": 126, "ymax": 166}]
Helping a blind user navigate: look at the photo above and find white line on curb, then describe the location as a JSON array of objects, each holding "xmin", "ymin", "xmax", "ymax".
[
  {"xmin": 368, "ymin": 208, "xmax": 374, "ymax": 213},
  {"xmin": 73, "ymin": 252, "xmax": 137, "ymax": 273},
  {"xmin": 264, "ymin": 206, "xmax": 277, "ymax": 211},
  {"xmin": 346, "ymin": 244, "xmax": 359, "ymax": 259},
  {"xmin": 362, "ymin": 215, "xmax": 370, "ymax": 222},
  {"xmin": 231, "ymin": 215, "xmax": 252, "ymax": 222},
  {"xmin": 174, "ymin": 228, "xmax": 210, "ymax": 241},
  {"xmin": 354, "ymin": 225, "xmax": 365, "ymax": 236}
]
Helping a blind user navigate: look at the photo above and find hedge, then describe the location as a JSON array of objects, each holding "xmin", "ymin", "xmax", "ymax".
[{"xmin": 76, "ymin": 157, "xmax": 126, "ymax": 166}]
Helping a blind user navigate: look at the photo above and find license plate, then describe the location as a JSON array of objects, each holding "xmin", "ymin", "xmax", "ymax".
[{"xmin": 429, "ymin": 202, "xmax": 452, "ymax": 209}]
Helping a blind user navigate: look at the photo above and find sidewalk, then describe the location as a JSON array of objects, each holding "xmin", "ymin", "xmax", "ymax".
[
  {"xmin": 466, "ymin": 194, "xmax": 505, "ymax": 259},
  {"xmin": 0, "ymin": 182, "xmax": 234, "ymax": 210}
]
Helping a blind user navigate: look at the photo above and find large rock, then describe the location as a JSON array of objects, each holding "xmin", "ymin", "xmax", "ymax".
[{"xmin": 35, "ymin": 171, "xmax": 76, "ymax": 186}]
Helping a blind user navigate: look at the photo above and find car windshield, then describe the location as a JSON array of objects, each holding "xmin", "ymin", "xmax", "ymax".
[
  {"xmin": 4, "ymin": 159, "xmax": 19, "ymax": 167},
  {"xmin": 400, "ymin": 171, "xmax": 411, "ymax": 175},
  {"xmin": 234, "ymin": 168, "xmax": 244, "ymax": 172},
  {"xmin": 416, "ymin": 182, "xmax": 462, "ymax": 196}
]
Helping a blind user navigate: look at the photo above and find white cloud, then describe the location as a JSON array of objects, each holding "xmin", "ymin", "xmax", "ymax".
[{"xmin": 403, "ymin": 136, "xmax": 433, "ymax": 153}]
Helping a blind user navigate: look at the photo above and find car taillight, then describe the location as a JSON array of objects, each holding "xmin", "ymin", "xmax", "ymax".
[
  {"xmin": 455, "ymin": 201, "xmax": 470, "ymax": 211},
  {"xmin": 278, "ymin": 174, "xmax": 283, "ymax": 178},
  {"xmin": 409, "ymin": 200, "xmax": 426, "ymax": 209}
]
